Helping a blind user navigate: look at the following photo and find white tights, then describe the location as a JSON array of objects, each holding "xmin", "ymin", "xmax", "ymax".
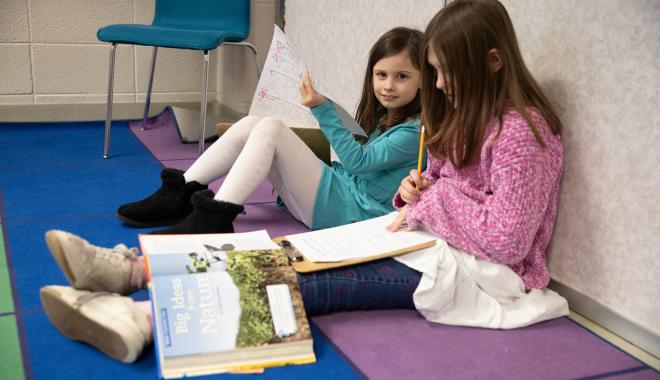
[{"xmin": 183, "ymin": 116, "xmax": 324, "ymax": 227}]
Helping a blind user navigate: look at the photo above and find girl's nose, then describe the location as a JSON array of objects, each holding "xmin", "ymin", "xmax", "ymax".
[{"xmin": 435, "ymin": 75, "xmax": 444, "ymax": 90}]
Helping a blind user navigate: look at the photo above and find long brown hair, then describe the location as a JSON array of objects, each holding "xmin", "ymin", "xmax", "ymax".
[
  {"xmin": 355, "ymin": 27, "xmax": 424, "ymax": 137},
  {"xmin": 422, "ymin": 0, "xmax": 562, "ymax": 168}
]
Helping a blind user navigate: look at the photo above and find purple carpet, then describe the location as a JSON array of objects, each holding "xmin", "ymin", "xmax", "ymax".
[{"xmin": 129, "ymin": 110, "xmax": 657, "ymax": 380}]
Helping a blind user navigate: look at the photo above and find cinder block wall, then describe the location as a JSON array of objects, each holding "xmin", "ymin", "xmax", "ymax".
[{"xmin": 0, "ymin": 0, "xmax": 276, "ymax": 113}]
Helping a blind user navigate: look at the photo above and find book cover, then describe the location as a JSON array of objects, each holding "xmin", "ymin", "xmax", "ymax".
[
  {"xmin": 139, "ymin": 230, "xmax": 280, "ymax": 278},
  {"xmin": 145, "ymin": 244, "xmax": 315, "ymax": 378}
]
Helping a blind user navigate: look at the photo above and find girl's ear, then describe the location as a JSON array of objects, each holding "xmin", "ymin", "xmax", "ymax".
[{"xmin": 488, "ymin": 48, "xmax": 503, "ymax": 72}]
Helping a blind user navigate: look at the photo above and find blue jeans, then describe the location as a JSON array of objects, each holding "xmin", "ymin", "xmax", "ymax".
[{"xmin": 297, "ymin": 258, "xmax": 422, "ymax": 316}]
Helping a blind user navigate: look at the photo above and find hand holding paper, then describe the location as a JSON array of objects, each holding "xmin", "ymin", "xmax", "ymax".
[{"xmin": 299, "ymin": 72, "xmax": 327, "ymax": 108}]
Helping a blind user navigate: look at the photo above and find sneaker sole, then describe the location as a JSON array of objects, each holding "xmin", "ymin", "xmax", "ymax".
[
  {"xmin": 40, "ymin": 287, "xmax": 131, "ymax": 362},
  {"xmin": 116, "ymin": 212, "xmax": 183, "ymax": 228},
  {"xmin": 45, "ymin": 232, "xmax": 76, "ymax": 287}
]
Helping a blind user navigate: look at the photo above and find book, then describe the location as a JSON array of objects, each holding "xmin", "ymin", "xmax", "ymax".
[
  {"xmin": 249, "ymin": 25, "xmax": 366, "ymax": 138},
  {"xmin": 139, "ymin": 231, "xmax": 316, "ymax": 379},
  {"xmin": 280, "ymin": 212, "xmax": 438, "ymax": 273}
]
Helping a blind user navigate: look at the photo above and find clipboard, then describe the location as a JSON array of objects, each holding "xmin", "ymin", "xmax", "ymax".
[{"xmin": 273, "ymin": 236, "xmax": 436, "ymax": 273}]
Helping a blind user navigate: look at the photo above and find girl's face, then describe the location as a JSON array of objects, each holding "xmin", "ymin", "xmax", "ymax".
[
  {"xmin": 372, "ymin": 50, "xmax": 421, "ymax": 115},
  {"xmin": 427, "ymin": 45, "xmax": 454, "ymax": 106}
]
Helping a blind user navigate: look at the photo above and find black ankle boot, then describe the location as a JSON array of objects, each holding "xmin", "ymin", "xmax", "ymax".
[
  {"xmin": 150, "ymin": 190, "xmax": 246, "ymax": 235},
  {"xmin": 116, "ymin": 168, "xmax": 207, "ymax": 227}
]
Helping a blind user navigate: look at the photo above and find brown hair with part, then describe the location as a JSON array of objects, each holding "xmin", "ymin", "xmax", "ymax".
[
  {"xmin": 355, "ymin": 27, "xmax": 424, "ymax": 137},
  {"xmin": 422, "ymin": 0, "xmax": 562, "ymax": 168}
]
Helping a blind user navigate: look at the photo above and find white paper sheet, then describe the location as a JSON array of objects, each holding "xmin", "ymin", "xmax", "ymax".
[
  {"xmin": 284, "ymin": 212, "xmax": 437, "ymax": 262},
  {"xmin": 249, "ymin": 25, "xmax": 366, "ymax": 137},
  {"xmin": 138, "ymin": 230, "xmax": 278, "ymax": 255}
]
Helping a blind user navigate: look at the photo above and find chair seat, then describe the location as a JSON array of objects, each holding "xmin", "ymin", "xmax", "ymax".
[{"xmin": 97, "ymin": 24, "xmax": 246, "ymax": 51}]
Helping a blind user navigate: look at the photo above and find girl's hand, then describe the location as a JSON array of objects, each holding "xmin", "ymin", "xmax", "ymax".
[
  {"xmin": 299, "ymin": 72, "xmax": 327, "ymax": 108},
  {"xmin": 386, "ymin": 208, "xmax": 415, "ymax": 232},
  {"xmin": 398, "ymin": 169, "xmax": 430, "ymax": 204}
]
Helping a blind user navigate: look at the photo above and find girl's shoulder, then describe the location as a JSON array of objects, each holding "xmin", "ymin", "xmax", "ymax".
[
  {"xmin": 489, "ymin": 105, "xmax": 561, "ymax": 155},
  {"xmin": 383, "ymin": 116, "xmax": 420, "ymax": 133},
  {"xmin": 501, "ymin": 104, "xmax": 547, "ymax": 129},
  {"xmin": 498, "ymin": 106, "xmax": 553, "ymax": 140}
]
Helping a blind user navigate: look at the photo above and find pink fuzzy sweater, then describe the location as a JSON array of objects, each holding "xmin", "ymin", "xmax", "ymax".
[{"xmin": 395, "ymin": 106, "xmax": 563, "ymax": 289}]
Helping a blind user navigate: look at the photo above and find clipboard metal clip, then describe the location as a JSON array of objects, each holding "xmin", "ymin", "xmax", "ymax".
[{"xmin": 278, "ymin": 239, "xmax": 304, "ymax": 263}]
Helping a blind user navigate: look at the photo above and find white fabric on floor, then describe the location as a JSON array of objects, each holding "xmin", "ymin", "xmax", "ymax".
[{"xmin": 395, "ymin": 238, "xmax": 569, "ymax": 329}]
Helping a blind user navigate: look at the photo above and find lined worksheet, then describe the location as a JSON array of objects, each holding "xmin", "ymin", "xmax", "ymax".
[
  {"xmin": 284, "ymin": 212, "xmax": 438, "ymax": 262},
  {"xmin": 249, "ymin": 25, "xmax": 366, "ymax": 136}
]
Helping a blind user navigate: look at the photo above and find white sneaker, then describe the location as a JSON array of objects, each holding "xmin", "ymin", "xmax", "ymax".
[
  {"xmin": 40, "ymin": 285, "xmax": 152, "ymax": 363},
  {"xmin": 45, "ymin": 230, "xmax": 140, "ymax": 295}
]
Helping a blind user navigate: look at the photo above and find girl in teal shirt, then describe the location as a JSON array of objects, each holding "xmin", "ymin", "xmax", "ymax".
[{"xmin": 115, "ymin": 27, "xmax": 425, "ymax": 234}]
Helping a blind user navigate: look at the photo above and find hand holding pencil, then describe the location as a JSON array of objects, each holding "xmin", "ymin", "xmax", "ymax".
[
  {"xmin": 397, "ymin": 125, "xmax": 429, "ymax": 205},
  {"xmin": 387, "ymin": 126, "xmax": 428, "ymax": 232}
]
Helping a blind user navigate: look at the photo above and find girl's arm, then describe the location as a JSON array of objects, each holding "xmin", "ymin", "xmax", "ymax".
[
  {"xmin": 311, "ymin": 101, "xmax": 420, "ymax": 174},
  {"xmin": 393, "ymin": 154, "xmax": 443, "ymax": 209},
  {"xmin": 405, "ymin": 123, "xmax": 560, "ymax": 265}
]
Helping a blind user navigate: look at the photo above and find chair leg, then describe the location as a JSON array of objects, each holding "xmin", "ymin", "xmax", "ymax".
[
  {"xmin": 103, "ymin": 43, "xmax": 117, "ymax": 159},
  {"xmin": 225, "ymin": 41, "xmax": 262, "ymax": 79},
  {"xmin": 247, "ymin": 43, "xmax": 262, "ymax": 80},
  {"xmin": 198, "ymin": 50, "xmax": 210, "ymax": 156},
  {"xmin": 142, "ymin": 47, "xmax": 158, "ymax": 131}
]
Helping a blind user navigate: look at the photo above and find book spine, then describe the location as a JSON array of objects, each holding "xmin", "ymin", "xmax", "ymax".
[{"xmin": 148, "ymin": 283, "xmax": 168, "ymax": 379}]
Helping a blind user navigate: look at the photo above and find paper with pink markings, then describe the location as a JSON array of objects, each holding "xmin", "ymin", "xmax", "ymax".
[{"xmin": 249, "ymin": 25, "xmax": 365, "ymax": 137}]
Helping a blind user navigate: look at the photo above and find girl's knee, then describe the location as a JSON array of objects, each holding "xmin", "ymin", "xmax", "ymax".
[
  {"xmin": 252, "ymin": 117, "xmax": 289, "ymax": 138},
  {"xmin": 234, "ymin": 115, "xmax": 261, "ymax": 130}
]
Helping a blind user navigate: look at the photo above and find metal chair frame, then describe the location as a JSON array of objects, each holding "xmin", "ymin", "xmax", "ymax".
[{"xmin": 102, "ymin": 41, "xmax": 261, "ymax": 158}]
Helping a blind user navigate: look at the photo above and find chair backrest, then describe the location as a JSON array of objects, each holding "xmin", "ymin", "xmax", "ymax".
[{"xmin": 153, "ymin": 0, "xmax": 250, "ymax": 39}]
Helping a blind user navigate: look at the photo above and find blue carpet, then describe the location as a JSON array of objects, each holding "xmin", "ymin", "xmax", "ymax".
[{"xmin": 0, "ymin": 121, "xmax": 362, "ymax": 379}]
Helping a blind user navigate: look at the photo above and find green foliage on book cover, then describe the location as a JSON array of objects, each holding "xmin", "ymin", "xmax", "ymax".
[{"xmin": 225, "ymin": 249, "xmax": 310, "ymax": 348}]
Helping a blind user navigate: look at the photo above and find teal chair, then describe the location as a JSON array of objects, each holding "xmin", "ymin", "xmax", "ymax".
[{"xmin": 97, "ymin": 0, "xmax": 261, "ymax": 158}]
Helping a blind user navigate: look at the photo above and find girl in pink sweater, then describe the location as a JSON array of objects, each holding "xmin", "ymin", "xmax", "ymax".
[{"xmin": 388, "ymin": 0, "xmax": 564, "ymax": 290}]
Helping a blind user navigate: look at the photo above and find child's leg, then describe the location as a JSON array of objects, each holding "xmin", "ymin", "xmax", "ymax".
[
  {"xmin": 297, "ymin": 259, "xmax": 421, "ymax": 316},
  {"xmin": 117, "ymin": 115, "xmax": 263, "ymax": 228},
  {"xmin": 184, "ymin": 115, "xmax": 262, "ymax": 185},
  {"xmin": 214, "ymin": 117, "xmax": 324, "ymax": 226}
]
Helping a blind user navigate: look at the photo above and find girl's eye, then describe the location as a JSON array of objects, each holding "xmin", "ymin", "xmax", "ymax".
[
  {"xmin": 375, "ymin": 72, "xmax": 386, "ymax": 79},
  {"xmin": 397, "ymin": 74, "xmax": 409, "ymax": 80}
]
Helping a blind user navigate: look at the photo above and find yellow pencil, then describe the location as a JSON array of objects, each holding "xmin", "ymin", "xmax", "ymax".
[{"xmin": 417, "ymin": 125, "xmax": 425, "ymax": 175}]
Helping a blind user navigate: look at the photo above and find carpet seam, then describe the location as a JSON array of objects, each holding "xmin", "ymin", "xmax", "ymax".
[{"xmin": 0, "ymin": 189, "xmax": 31, "ymax": 380}]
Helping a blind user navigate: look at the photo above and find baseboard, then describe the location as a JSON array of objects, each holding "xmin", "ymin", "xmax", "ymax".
[
  {"xmin": 549, "ymin": 279, "xmax": 660, "ymax": 358},
  {"xmin": 0, "ymin": 101, "xmax": 242, "ymax": 123}
]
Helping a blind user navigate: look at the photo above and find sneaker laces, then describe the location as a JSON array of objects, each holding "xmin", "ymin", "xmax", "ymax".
[
  {"xmin": 93, "ymin": 244, "xmax": 142, "ymax": 292},
  {"xmin": 116, "ymin": 246, "xmax": 139, "ymax": 262},
  {"xmin": 99, "ymin": 244, "xmax": 138, "ymax": 264}
]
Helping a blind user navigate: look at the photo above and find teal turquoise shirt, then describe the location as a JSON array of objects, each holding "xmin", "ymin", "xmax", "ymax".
[{"xmin": 310, "ymin": 101, "xmax": 423, "ymax": 230}]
